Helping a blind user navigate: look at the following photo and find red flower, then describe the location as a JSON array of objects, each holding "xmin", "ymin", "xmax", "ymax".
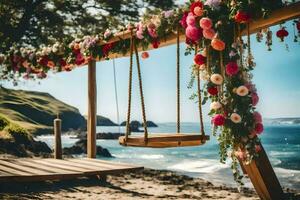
[
  {"xmin": 296, "ymin": 20, "xmax": 300, "ymax": 33},
  {"xmin": 38, "ymin": 56, "xmax": 49, "ymax": 66},
  {"xmin": 75, "ymin": 53, "xmax": 85, "ymax": 65},
  {"xmin": 141, "ymin": 52, "xmax": 149, "ymax": 59},
  {"xmin": 207, "ymin": 86, "xmax": 218, "ymax": 96},
  {"xmin": 190, "ymin": 1, "xmax": 203, "ymax": 16},
  {"xmin": 234, "ymin": 11, "xmax": 251, "ymax": 24},
  {"xmin": 225, "ymin": 61, "xmax": 239, "ymax": 76},
  {"xmin": 212, "ymin": 114, "xmax": 225, "ymax": 126},
  {"xmin": 152, "ymin": 40, "xmax": 160, "ymax": 49},
  {"xmin": 102, "ymin": 43, "xmax": 115, "ymax": 57},
  {"xmin": 276, "ymin": 27, "xmax": 289, "ymax": 42},
  {"xmin": 59, "ymin": 59, "xmax": 67, "ymax": 67},
  {"xmin": 194, "ymin": 54, "xmax": 206, "ymax": 65},
  {"xmin": 255, "ymin": 123, "xmax": 264, "ymax": 134}
]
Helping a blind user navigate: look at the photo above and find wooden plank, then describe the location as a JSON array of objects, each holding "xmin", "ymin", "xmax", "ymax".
[
  {"xmin": 0, "ymin": 159, "xmax": 51, "ymax": 175},
  {"xmin": 240, "ymin": 143, "xmax": 284, "ymax": 200},
  {"xmin": 87, "ymin": 59, "xmax": 97, "ymax": 158},
  {"xmin": 0, "ymin": 158, "xmax": 143, "ymax": 183},
  {"xmin": 0, "ymin": 162, "xmax": 32, "ymax": 176},
  {"xmin": 13, "ymin": 159, "xmax": 80, "ymax": 174},
  {"xmin": 66, "ymin": 159, "xmax": 134, "ymax": 170},
  {"xmin": 28, "ymin": 159, "xmax": 91, "ymax": 173},
  {"xmin": 82, "ymin": 158, "xmax": 144, "ymax": 168},
  {"xmin": 119, "ymin": 134, "xmax": 209, "ymax": 148},
  {"xmin": 44, "ymin": 159, "xmax": 113, "ymax": 171}
]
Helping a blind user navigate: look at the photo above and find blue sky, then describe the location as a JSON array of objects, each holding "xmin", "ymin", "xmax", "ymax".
[{"xmin": 2, "ymin": 22, "xmax": 300, "ymax": 123}]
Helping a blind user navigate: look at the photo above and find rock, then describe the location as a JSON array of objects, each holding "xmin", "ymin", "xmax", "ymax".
[
  {"xmin": 121, "ymin": 120, "xmax": 158, "ymax": 128},
  {"xmin": 96, "ymin": 116, "xmax": 117, "ymax": 126},
  {"xmin": 96, "ymin": 132, "xmax": 124, "ymax": 139},
  {"xmin": 63, "ymin": 139, "xmax": 113, "ymax": 157},
  {"xmin": 120, "ymin": 121, "xmax": 142, "ymax": 132},
  {"xmin": 142, "ymin": 121, "xmax": 158, "ymax": 127},
  {"xmin": 0, "ymin": 115, "xmax": 52, "ymax": 157}
]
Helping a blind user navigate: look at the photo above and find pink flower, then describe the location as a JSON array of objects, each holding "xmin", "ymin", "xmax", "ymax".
[
  {"xmin": 252, "ymin": 93, "xmax": 259, "ymax": 106},
  {"xmin": 255, "ymin": 123, "xmax": 264, "ymax": 134},
  {"xmin": 186, "ymin": 13, "xmax": 196, "ymax": 26},
  {"xmin": 199, "ymin": 18, "xmax": 213, "ymax": 30},
  {"xmin": 203, "ymin": 29, "xmax": 215, "ymax": 40},
  {"xmin": 253, "ymin": 112, "xmax": 262, "ymax": 123},
  {"xmin": 148, "ymin": 27, "xmax": 158, "ymax": 38},
  {"xmin": 37, "ymin": 71, "xmax": 47, "ymax": 79},
  {"xmin": 212, "ymin": 114, "xmax": 225, "ymax": 126},
  {"xmin": 185, "ymin": 26, "xmax": 202, "ymax": 42},
  {"xmin": 180, "ymin": 12, "xmax": 188, "ymax": 29},
  {"xmin": 136, "ymin": 30, "xmax": 144, "ymax": 39},
  {"xmin": 225, "ymin": 61, "xmax": 239, "ymax": 76}
]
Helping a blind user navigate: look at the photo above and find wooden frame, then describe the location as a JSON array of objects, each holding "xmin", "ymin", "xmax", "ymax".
[
  {"xmin": 119, "ymin": 134, "xmax": 209, "ymax": 148},
  {"xmin": 85, "ymin": 3, "xmax": 300, "ymax": 198}
]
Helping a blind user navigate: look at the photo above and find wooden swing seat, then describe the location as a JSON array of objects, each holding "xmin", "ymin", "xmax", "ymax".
[{"xmin": 119, "ymin": 133, "xmax": 210, "ymax": 148}]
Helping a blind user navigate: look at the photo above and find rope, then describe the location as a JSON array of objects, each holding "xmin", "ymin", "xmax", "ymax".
[
  {"xmin": 176, "ymin": 26, "xmax": 181, "ymax": 134},
  {"xmin": 195, "ymin": 46, "xmax": 205, "ymax": 137},
  {"xmin": 133, "ymin": 39, "xmax": 148, "ymax": 142},
  {"xmin": 112, "ymin": 59, "xmax": 121, "ymax": 134},
  {"xmin": 125, "ymin": 32, "xmax": 134, "ymax": 141}
]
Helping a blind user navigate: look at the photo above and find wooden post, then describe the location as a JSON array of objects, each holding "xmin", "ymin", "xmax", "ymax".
[
  {"xmin": 240, "ymin": 143, "xmax": 284, "ymax": 200},
  {"xmin": 54, "ymin": 115, "xmax": 62, "ymax": 159},
  {"xmin": 87, "ymin": 60, "xmax": 97, "ymax": 158}
]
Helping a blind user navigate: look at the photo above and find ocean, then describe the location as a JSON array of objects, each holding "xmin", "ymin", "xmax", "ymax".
[{"xmin": 37, "ymin": 122, "xmax": 300, "ymax": 190}]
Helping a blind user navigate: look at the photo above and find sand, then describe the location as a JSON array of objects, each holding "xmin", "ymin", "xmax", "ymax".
[{"xmin": 1, "ymin": 169, "xmax": 299, "ymax": 200}]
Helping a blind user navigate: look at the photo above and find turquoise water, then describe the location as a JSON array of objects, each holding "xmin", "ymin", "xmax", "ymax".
[{"xmin": 37, "ymin": 122, "xmax": 300, "ymax": 189}]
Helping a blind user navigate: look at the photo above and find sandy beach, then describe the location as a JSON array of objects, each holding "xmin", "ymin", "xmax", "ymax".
[{"xmin": 1, "ymin": 168, "xmax": 299, "ymax": 200}]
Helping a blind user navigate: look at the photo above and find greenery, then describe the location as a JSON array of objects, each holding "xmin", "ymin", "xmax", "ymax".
[{"xmin": 0, "ymin": 0, "xmax": 175, "ymax": 53}]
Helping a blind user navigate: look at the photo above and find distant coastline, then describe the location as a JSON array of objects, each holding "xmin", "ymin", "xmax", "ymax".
[{"xmin": 265, "ymin": 118, "xmax": 300, "ymax": 125}]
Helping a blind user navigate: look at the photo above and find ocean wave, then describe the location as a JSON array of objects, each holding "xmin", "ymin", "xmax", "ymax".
[
  {"xmin": 168, "ymin": 159, "xmax": 229, "ymax": 173},
  {"xmin": 269, "ymin": 151, "xmax": 296, "ymax": 157},
  {"xmin": 112, "ymin": 153, "xmax": 164, "ymax": 160}
]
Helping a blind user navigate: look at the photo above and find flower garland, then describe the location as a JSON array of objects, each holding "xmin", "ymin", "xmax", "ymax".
[{"xmin": 0, "ymin": 0, "xmax": 298, "ymax": 186}]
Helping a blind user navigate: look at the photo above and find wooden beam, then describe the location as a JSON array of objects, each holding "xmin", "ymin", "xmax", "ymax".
[
  {"xmin": 241, "ymin": 2, "xmax": 300, "ymax": 35},
  {"xmin": 95, "ymin": 2, "xmax": 300, "ymax": 61},
  {"xmin": 87, "ymin": 60, "xmax": 97, "ymax": 158},
  {"xmin": 240, "ymin": 143, "xmax": 284, "ymax": 200}
]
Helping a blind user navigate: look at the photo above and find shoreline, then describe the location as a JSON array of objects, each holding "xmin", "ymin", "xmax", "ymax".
[{"xmin": 1, "ymin": 168, "xmax": 299, "ymax": 200}]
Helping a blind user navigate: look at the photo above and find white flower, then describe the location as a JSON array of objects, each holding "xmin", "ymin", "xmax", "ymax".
[
  {"xmin": 200, "ymin": 70, "xmax": 210, "ymax": 81},
  {"xmin": 210, "ymin": 73, "xmax": 223, "ymax": 85},
  {"xmin": 210, "ymin": 101, "xmax": 222, "ymax": 110},
  {"xmin": 236, "ymin": 85, "xmax": 249, "ymax": 96},
  {"xmin": 230, "ymin": 113, "xmax": 242, "ymax": 123}
]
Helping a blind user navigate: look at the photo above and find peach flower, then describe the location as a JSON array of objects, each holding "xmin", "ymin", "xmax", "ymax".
[
  {"xmin": 236, "ymin": 85, "xmax": 249, "ymax": 96},
  {"xmin": 210, "ymin": 73, "xmax": 223, "ymax": 85}
]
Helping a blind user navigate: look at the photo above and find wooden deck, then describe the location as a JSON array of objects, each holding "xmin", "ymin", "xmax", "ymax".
[{"xmin": 0, "ymin": 158, "xmax": 143, "ymax": 182}]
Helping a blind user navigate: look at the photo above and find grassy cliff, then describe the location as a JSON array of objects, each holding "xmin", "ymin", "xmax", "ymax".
[{"xmin": 0, "ymin": 87, "xmax": 86, "ymax": 135}]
